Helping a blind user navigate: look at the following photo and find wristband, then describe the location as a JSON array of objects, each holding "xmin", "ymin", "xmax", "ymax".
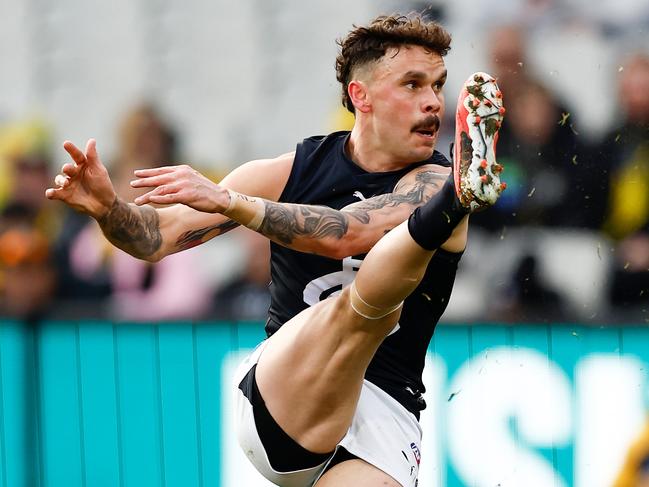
[{"xmin": 223, "ymin": 189, "xmax": 266, "ymax": 231}]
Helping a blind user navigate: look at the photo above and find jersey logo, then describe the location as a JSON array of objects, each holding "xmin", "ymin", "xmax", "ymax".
[
  {"xmin": 303, "ymin": 256, "xmax": 362, "ymax": 304},
  {"xmin": 352, "ymin": 190, "xmax": 367, "ymax": 200},
  {"xmin": 303, "ymin": 256, "xmax": 400, "ymax": 336},
  {"xmin": 410, "ymin": 442, "xmax": 421, "ymax": 465}
]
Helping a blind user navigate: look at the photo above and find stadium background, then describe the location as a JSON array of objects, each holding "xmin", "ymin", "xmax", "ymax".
[{"xmin": 2, "ymin": 0, "xmax": 649, "ymax": 485}]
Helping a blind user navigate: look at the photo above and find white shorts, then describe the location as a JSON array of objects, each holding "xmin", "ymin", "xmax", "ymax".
[{"xmin": 233, "ymin": 342, "xmax": 423, "ymax": 487}]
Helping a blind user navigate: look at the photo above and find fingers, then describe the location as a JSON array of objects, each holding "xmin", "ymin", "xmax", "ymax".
[
  {"xmin": 85, "ymin": 138, "xmax": 100, "ymax": 166},
  {"xmin": 134, "ymin": 184, "xmax": 181, "ymax": 205},
  {"xmin": 45, "ymin": 186, "xmax": 69, "ymax": 201},
  {"xmin": 130, "ymin": 173, "xmax": 175, "ymax": 188},
  {"xmin": 61, "ymin": 162, "xmax": 80, "ymax": 178},
  {"xmin": 54, "ymin": 174, "xmax": 69, "ymax": 188},
  {"xmin": 133, "ymin": 166, "xmax": 179, "ymax": 177},
  {"xmin": 45, "ymin": 187, "xmax": 60, "ymax": 200},
  {"xmin": 63, "ymin": 140, "xmax": 87, "ymax": 165},
  {"xmin": 140, "ymin": 194, "xmax": 181, "ymax": 205}
]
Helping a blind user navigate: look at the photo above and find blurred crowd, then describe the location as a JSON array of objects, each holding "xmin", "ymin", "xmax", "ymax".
[
  {"xmin": 0, "ymin": 105, "xmax": 271, "ymax": 324},
  {"xmin": 0, "ymin": 12, "xmax": 648, "ymax": 325}
]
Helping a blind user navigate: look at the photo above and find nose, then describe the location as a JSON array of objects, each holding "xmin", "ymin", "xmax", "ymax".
[{"xmin": 422, "ymin": 89, "xmax": 441, "ymax": 114}]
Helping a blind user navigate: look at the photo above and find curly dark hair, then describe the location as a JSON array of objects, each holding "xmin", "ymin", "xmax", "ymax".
[{"xmin": 335, "ymin": 14, "xmax": 452, "ymax": 113}]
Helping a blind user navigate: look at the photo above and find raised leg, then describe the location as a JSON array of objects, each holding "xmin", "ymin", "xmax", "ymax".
[
  {"xmin": 255, "ymin": 68, "xmax": 505, "ymax": 463},
  {"xmin": 255, "ymin": 213, "xmax": 467, "ymax": 454}
]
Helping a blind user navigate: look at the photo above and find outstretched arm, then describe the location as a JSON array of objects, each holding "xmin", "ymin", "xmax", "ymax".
[
  {"xmin": 133, "ymin": 163, "xmax": 451, "ymax": 259},
  {"xmin": 45, "ymin": 139, "xmax": 293, "ymax": 261},
  {"xmin": 254, "ymin": 168, "xmax": 449, "ymax": 258},
  {"xmin": 44, "ymin": 139, "xmax": 166, "ymax": 259}
]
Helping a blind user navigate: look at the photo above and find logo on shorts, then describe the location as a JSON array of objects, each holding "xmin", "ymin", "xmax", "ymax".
[{"xmin": 410, "ymin": 442, "xmax": 421, "ymax": 465}]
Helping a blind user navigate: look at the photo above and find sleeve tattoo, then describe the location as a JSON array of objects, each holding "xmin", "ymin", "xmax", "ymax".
[
  {"xmin": 260, "ymin": 203, "xmax": 348, "ymax": 245},
  {"xmin": 98, "ymin": 198, "xmax": 163, "ymax": 259},
  {"xmin": 256, "ymin": 169, "xmax": 445, "ymax": 245},
  {"xmin": 343, "ymin": 170, "xmax": 446, "ymax": 223},
  {"xmin": 175, "ymin": 219, "xmax": 241, "ymax": 250}
]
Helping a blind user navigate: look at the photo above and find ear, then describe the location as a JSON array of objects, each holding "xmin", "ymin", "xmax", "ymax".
[{"xmin": 348, "ymin": 80, "xmax": 371, "ymax": 113}]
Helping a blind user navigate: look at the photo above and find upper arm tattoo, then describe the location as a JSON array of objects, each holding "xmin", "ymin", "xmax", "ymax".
[
  {"xmin": 98, "ymin": 198, "xmax": 163, "ymax": 259},
  {"xmin": 253, "ymin": 169, "xmax": 444, "ymax": 246},
  {"xmin": 259, "ymin": 202, "xmax": 348, "ymax": 245},
  {"xmin": 343, "ymin": 170, "xmax": 446, "ymax": 223},
  {"xmin": 175, "ymin": 220, "xmax": 241, "ymax": 251}
]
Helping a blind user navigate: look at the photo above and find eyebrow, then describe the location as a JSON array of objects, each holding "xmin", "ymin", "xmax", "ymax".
[{"xmin": 400, "ymin": 69, "xmax": 448, "ymax": 82}]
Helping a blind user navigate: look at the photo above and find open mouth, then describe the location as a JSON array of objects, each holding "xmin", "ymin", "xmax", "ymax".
[
  {"xmin": 414, "ymin": 129, "xmax": 436, "ymax": 138},
  {"xmin": 412, "ymin": 115, "xmax": 440, "ymax": 139}
]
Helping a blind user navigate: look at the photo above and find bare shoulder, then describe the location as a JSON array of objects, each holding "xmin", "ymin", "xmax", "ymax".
[
  {"xmin": 393, "ymin": 162, "xmax": 450, "ymax": 195},
  {"xmin": 401, "ymin": 162, "xmax": 450, "ymax": 182},
  {"xmin": 220, "ymin": 151, "xmax": 295, "ymax": 201}
]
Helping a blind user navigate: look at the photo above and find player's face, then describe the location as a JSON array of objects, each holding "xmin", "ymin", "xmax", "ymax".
[{"xmin": 366, "ymin": 46, "xmax": 447, "ymax": 161}]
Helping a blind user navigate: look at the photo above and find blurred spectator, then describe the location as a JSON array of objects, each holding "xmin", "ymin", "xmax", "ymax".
[
  {"xmin": 469, "ymin": 22, "xmax": 594, "ymax": 231},
  {"xmin": 463, "ymin": 23, "xmax": 606, "ymax": 321},
  {"xmin": 212, "ymin": 230, "xmax": 271, "ymax": 321},
  {"xmin": 0, "ymin": 119, "xmax": 63, "ymax": 240},
  {"xmin": 598, "ymin": 53, "xmax": 649, "ymax": 316},
  {"xmin": 0, "ymin": 119, "xmax": 52, "ymax": 209},
  {"xmin": 610, "ymin": 233, "xmax": 649, "ymax": 312},
  {"xmin": 487, "ymin": 24, "xmax": 531, "ymax": 102},
  {"xmin": 111, "ymin": 103, "xmax": 178, "ymax": 200},
  {"xmin": 614, "ymin": 418, "xmax": 649, "ymax": 487},
  {"xmin": 11, "ymin": 155, "xmax": 62, "ymax": 237},
  {"xmin": 601, "ymin": 53, "xmax": 649, "ymax": 240},
  {"xmin": 0, "ymin": 204, "xmax": 57, "ymax": 322},
  {"xmin": 66, "ymin": 222, "xmax": 214, "ymax": 321},
  {"xmin": 54, "ymin": 103, "xmax": 215, "ymax": 321},
  {"xmin": 475, "ymin": 23, "xmax": 611, "ymax": 231},
  {"xmin": 492, "ymin": 253, "xmax": 568, "ymax": 322}
]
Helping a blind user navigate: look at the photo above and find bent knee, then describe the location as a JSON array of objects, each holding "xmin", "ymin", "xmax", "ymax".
[{"xmin": 329, "ymin": 287, "xmax": 401, "ymax": 335}]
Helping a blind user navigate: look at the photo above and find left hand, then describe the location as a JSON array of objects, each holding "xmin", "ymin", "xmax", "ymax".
[{"xmin": 130, "ymin": 165, "xmax": 230, "ymax": 213}]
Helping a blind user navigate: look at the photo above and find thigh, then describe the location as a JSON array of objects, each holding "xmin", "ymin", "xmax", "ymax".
[
  {"xmin": 255, "ymin": 287, "xmax": 401, "ymax": 454},
  {"xmin": 315, "ymin": 459, "xmax": 402, "ymax": 487}
]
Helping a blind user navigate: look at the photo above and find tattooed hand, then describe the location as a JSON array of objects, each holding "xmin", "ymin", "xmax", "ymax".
[
  {"xmin": 45, "ymin": 139, "xmax": 118, "ymax": 220},
  {"xmin": 131, "ymin": 164, "xmax": 231, "ymax": 213}
]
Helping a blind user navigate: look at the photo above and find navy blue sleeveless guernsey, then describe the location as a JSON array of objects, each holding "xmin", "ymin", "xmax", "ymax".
[{"xmin": 266, "ymin": 131, "xmax": 461, "ymax": 418}]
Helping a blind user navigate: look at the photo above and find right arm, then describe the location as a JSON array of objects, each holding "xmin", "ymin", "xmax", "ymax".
[
  {"xmin": 45, "ymin": 139, "xmax": 293, "ymax": 261},
  {"xmin": 133, "ymin": 161, "xmax": 453, "ymax": 258}
]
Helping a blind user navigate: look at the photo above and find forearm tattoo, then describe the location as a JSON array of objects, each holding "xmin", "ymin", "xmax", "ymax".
[
  {"xmin": 260, "ymin": 203, "xmax": 348, "ymax": 245},
  {"xmin": 256, "ymin": 169, "xmax": 444, "ymax": 245},
  {"xmin": 343, "ymin": 170, "xmax": 445, "ymax": 223},
  {"xmin": 98, "ymin": 198, "xmax": 163, "ymax": 259},
  {"xmin": 175, "ymin": 219, "xmax": 240, "ymax": 250}
]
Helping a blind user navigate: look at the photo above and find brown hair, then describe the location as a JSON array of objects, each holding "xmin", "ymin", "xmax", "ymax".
[{"xmin": 335, "ymin": 14, "xmax": 452, "ymax": 113}]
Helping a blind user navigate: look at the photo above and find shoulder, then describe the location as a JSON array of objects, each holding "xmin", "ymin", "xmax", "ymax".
[
  {"xmin": 395, "ymin": 149, "xmax": 451, "ymax": 186},
  {"xmin": 220, "ymin": 152, "xmax": 296, "ymax": 201},
  {"xmin": 399, "ymin": 161, "xmax": 451, "ymax": 185},
  {"xmin": 297, "ymin": 131, "xmax": 350, "ymax": 157},
  {"xmin": 388, "ymin": 162, "xmax": 450, "ymax": 201},
  {"xmin": 429, "ymin": 149, "xmax": 451, "ymax": 167}
]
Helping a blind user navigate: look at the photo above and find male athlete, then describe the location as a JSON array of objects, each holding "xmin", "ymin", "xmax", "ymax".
[{"xmin": 46, "ymin": 14, "xmax": 505, "ymax": 487}]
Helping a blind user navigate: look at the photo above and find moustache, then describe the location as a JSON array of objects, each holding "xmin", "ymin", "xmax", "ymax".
[{"xmin": 411, "ymin": 115, "xmax": 441, "ymax": 133}]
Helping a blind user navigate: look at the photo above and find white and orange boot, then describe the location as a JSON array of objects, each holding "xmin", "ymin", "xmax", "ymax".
[{"xmin": 453, "ymin": 72, "xmax": 506, "ymax": 211}]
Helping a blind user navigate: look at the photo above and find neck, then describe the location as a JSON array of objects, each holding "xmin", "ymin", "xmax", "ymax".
[{"xmin": 346, "ymin": 123, "xmax": 418, "ymax": 173}]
